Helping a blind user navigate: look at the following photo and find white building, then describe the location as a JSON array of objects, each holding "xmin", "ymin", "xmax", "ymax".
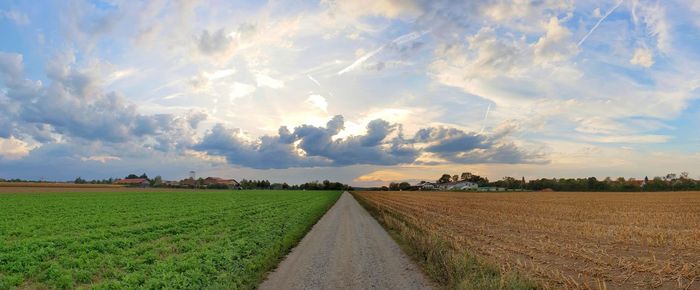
[
  {"xmin": 418, "ymin": 182, "xmax": 437, "ymax": 190},
  {"xmin": 441, "ymin": 180, "xmax": 478, "ymax": 190},
  {"xmin": 417, "ymin": 180, "xmax": 479, "ymax": 191}
]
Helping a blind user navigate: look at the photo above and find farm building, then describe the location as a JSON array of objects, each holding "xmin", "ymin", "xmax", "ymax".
[
  {"xmin": 162, "ymin": 180, "xmax": 180, "ymax": 187},
  {"xmin": 417, "ymin": 180, "xmax": 479, "ymax": 190},
  {"xmin": 203, "ymin": 177, "xmax": 240, "ymax": 188},
  {"xmin": 417, "ymin": 182, "xmax": 437, "ymax": 190},
  {"xmin": 438, "ymin": 180, "xmax": 479, "ymax": 190},
  {"xmin": 114, "ymin": 178, "xmax": 149, "ymax": 187}
]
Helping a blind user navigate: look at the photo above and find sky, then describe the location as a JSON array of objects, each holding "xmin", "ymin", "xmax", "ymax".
[{"xmin": 1, "ymin": 0, "xmax": 699, "ymax": 186}]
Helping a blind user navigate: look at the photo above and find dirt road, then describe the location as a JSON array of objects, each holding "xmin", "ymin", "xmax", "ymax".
[{"xmin": 259, "ymin": 192, "xmax": 434, "ymax": 290}]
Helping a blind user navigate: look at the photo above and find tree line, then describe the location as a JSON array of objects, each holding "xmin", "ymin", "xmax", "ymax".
[
  {"xmin": 384, "ymin": 171, "xmax": 700, "ymax": 192},
  {"xmin": 239, "ymin": 179, "xmax": 352, "ymax": 191},
  {"xmin": 521, "ymin": 174, "xmax": 700, "ymax": 192}
]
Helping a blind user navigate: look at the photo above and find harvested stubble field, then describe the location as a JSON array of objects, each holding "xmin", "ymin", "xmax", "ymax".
[
  {"xmin": 0, "ymin": 190, "xmax": 341, "ymax": 289},
  {"xmin": 354, "ymin": 191, "xmax": 700, "ymax": 290}
]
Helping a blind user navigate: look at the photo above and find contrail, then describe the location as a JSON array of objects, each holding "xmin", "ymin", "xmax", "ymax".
[
  {"xmin": 479, "ymin": 104, "xmax": 491, "ymax": 134},
  {"xmin": 337, "ymin": 46, "xmax": 385, "ymax": 75},
  {"xmin": 307, "ymin": 75, "xmax": 321, "ymax": 87},
  {"xmin": 577, "ymin": 0, "xmax": 624, "ymax": 47},
  {"xmin": 337, "ymin": 31, "xmax": 428, "ymax": 75}
]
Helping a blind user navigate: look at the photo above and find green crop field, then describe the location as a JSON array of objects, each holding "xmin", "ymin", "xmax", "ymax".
[{"xmin": 0, "ymin": 190, "xmax": 341, "ymax": 289}]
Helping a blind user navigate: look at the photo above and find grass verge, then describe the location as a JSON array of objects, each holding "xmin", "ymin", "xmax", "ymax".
[{"xmin": 352, "ymin": 192, "xmax": 540, "ymax": 290}]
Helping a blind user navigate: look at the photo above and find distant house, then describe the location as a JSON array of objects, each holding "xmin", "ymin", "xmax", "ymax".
[
  {"xmin": 438, "ymin": 180, "xmax": 479, "ymax": 191},
  {"xmin": 203, "ymin": 177, "xmax": 241, "ymax": 189},
  {"xmin": 179, "ymin": 178, "xmax": 197, "ymax": 188},
  {"xmin": 114, "ymin": 178, "xmax": 149, "ymax": 187},
  {"xmin": 418, "ymin": 182, "xmax": 437, "ymax": 190},
  {"xmin": 162, "ymin": 180, "xmax": 180, "ymax": 187},
  {"xmin": 418, "ymin": 180, "xmax": 478, "ymax": 191}
]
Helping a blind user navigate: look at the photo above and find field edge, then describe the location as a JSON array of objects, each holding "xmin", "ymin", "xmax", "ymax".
[{"xmin": 352, "ymin": 191, "xmax": 541, "ymax": 290}]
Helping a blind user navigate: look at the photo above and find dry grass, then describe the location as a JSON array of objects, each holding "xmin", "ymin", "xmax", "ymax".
[{"xmin": 354, "ymin": 191, "xmax": 700, "ymax": 290}]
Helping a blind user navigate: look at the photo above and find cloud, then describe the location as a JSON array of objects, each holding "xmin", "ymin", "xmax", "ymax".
[
  {"xmin": 0, "ymin": 10, "xmax": 30, "ymax": 25},
  {"xmin": 534, "ymin": 16, "xmax": 578, "ymax": 63},
  {"xmin": 632, "ymin": 0, "xmax": 671, "ymax": 53},
  {"xmin": 0, "ymin": 140, "xmax": 221, "ymax": 181},
  {"xmin": 197, "ymin": 29, "xmax": 232, "ymax": 55},
  {"xmin": 194, "ymin": 115, "xmax": 542, "ymax": 169},
  {"xmin": 414, "ymin": 126, "xmax": 546, "ymax": 164},
  {"xmin": 577, "ymin": 0, "xmax": 623, "ymax": 47},
  {"xmin": 0, "ymin": 137, "xmax": 33, "ymax": 160},
  {"xmin": 337, "ymin": 31, "xmax": 427, "ymax": 75},
  {"xmin": 193, "ymin": 124, "xmax": 331, "ymax": 169},
  {"xmin": 354, "ymin": 170, "xmax": 410, "ymax": 183},
  {"xmin": 255, "ymin": 73, "xmax": 285, "ymax": 89},
  {"xmin": 0, "ymin": 52, "xmax": 24, "ymax": 85},
  {"xmin": 305, "ymin": 94, "xmax": 328, "ymax": 112},
  {"xmin": 321, "ymin": 0, "xmax": 422, "ymax": 19},
  {"xmin": 0, "ymin": 52, "xmax": 206, "ymax": 151},
  {"xmin": 80, "ymin": 155, "xmax": 121, "ymax": 163},
  {"xmin": 630, "ymin": 46, "xmax": 654, "ymax": 67}
]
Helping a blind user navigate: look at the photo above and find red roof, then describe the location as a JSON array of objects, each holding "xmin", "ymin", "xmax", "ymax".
[
  {"xmin": 114, "ymin": 178, "xmax": 148, "ymax": 184},
  {"xmin": 203, "ymin": 177, "xmax": 239, "ymax": 185}
]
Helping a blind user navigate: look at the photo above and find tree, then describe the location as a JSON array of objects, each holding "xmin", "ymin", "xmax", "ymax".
[
  {"xmin": 152, "ymin": 176, "xmax": 163, "ymax": 187},
  {"xmin": 389, "ymin": 182, "xmax": 400, "ymax": 191},
  {"xmin": 452, "ymin": 175, "xmax": 460, "ymax": 182},
  {"xmin": 125, "ymin": 174, "xmax": 139, "ymax": 179},
  {"xmin": 74, "ymin": 177, "xmax": 86, "ymax": 184},
  {"xmin": 460, "ymin": 172, "xmax": 472, "ymax": 181},
  {"xmin": 438, "ymin": 174, "xmax": 451, "ymax": 184},
  {"xmin": 665, "ymin": 173, "xmax": 677, "ymax": 181},
  {"xmin": 398, "ymin": 182, "xmax": 411, "ymax": 191},
  {"xmin": 139, "ymin": 173, "xmax": 149, "ymax": 180}
]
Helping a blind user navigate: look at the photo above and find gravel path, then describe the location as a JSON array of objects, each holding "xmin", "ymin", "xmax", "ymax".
[{"xmin": 259, "ymin": 192, "xmax": 434, "ymax": 290}]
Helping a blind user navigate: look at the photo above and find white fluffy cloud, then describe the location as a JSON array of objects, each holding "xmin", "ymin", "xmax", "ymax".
[
  {"xmin": 306, "ymin": 94, "xmax": 328, "ymax": 112},
  {"xmin": 0, "ymin": 137, "xmax": 33, "ymax": 160},
  {"xmin": 533, "ymin": 17, "xmax": 578, "ymax": 64},
  {"xmin": 630, "ymin": 46, "xmax": 654, "ymax": 67}
]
